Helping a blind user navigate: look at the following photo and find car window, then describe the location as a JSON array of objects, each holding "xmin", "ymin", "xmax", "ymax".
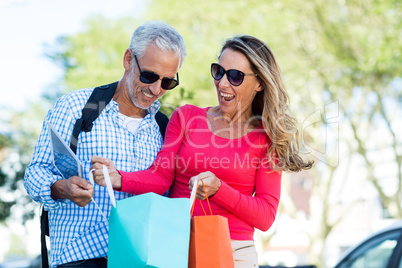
[{"xmin": 337, "ymin": 229, "xmax": 401, "ymax": 268}]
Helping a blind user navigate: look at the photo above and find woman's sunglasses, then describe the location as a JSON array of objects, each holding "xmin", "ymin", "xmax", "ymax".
[
  {"xmin": 134, "ymin": 55, "xmax": 179, "ymax": 90},
  {"xmin": 211, "ymin": 63, "xmax": 257, "ymax": 86}
]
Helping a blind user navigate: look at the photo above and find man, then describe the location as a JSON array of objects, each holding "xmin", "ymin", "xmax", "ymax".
[{"xmin": 24, "ymin": 20, "xmax": 186, "ymax": 268}]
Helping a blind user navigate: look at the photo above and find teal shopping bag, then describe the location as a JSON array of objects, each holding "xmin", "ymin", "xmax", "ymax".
[
  {"xmin": 89, "ymin": 165, "xmax": 191, "ymax": 267},
  {"xmin": 107, "ymin": 192, "xmax": 191, "ymax": 268}
]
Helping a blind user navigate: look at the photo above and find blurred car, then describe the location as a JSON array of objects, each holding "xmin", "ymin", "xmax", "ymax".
[
  {"xmin": 334, "ymin": 220, "xmax": 402, "ymax": 268},
  {"xmin": 27, "ymin": 255, "xmax": 41, "ymax": 268},
  {"xmin": 259, "ymin": 265, "xmax": 317, "ymax": 268},
  {"xmin": 0, "ymin": 255, "xmax": 40, "ymax": 268},
  {"xmin": 0, "ymin": 257, "xmax": 32, "ymax": 268}
]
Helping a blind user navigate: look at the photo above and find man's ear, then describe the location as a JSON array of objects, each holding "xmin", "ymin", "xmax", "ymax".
[{"xmin": 123, "ymin": 49, "xmax": 133, "ymax": 71}]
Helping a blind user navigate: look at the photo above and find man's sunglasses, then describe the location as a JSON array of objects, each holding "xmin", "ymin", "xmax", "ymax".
[
  {"xmin": 134, "ymin": 55, "xmax": 179, "ymax": 90},
  {"xmin": 211, "ymin": 63, "xmax": 257, "ymax": 86}
]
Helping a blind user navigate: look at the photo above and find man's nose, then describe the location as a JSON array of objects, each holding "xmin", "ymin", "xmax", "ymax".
[{"xmin": 149, "ymin": 80, "xmax": 162, "ymax": 96}]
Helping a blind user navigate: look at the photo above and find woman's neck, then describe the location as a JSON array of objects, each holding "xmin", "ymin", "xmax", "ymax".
[
  {"xmin": 209, "ymin": 106, "xmax": 255, "ymax": 124},
  {"xmin": 206, "ymin": 106, "xmax": 260, "ymax": 139}
]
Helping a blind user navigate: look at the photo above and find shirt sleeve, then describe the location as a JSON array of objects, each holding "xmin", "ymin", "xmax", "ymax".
[
  {"xmin": 210, "ymin": 159, "xmax": 282, "ymax": 232},
  {"xmin": 23, "ymin": 96, "xmax": 76, "ymax": 210},
  {"xmin": 119, "ymin": 107, "xmax": 187, "ymax": 195}
]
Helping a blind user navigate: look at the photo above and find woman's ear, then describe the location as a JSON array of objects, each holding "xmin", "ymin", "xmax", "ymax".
[{"xmin": 255, "ymin": 80, "xmax": 263, "ymax": 92}]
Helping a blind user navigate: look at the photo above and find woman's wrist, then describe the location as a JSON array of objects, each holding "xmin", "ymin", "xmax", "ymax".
[
  {"xmin": 113, "ymin": 171, "xmax": 123, "ymax": 190},
  {"xmin": 209, "ymin": 179, "xmax": 221, "ymax": 198}
]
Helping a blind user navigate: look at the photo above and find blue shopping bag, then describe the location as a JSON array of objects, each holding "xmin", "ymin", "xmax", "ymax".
[{"xmin": 107, "ymin": 192, "xmax": 191, "ymax": 268}]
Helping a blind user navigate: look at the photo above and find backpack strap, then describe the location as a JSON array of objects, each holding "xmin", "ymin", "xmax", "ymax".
[
  {"xmin": 40, "ymin": 207, "xmax": 49, "ymax": 268},
  {"xmin": 70, "ymin": 81, "xmax": 118, "ymax": 154},
  {"xmin": 155, "ymin": 110, "xmax": 169, "ymax": 139}
]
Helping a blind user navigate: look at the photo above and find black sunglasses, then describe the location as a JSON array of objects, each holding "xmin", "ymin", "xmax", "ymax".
[
  {"xmin": 134, "ymin": 55, "xmax": 179, "ymax": 90},
  {"xmin": 211, "ymin": 63, "xmax": 257, "ymax": 86}
]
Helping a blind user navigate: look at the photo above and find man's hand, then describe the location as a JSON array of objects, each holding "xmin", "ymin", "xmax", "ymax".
[
  {"xmin": 90, "ymin": 156, "xmax": 122, "ymax": 190},
  {"xmin": 51, "ymin": 176, "xmax": 94, "ymax": 207}
]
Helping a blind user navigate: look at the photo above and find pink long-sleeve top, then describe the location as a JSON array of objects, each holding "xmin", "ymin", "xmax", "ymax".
[{"xmin": 119, "ymin": 104, "xmax": 282, "ymax": 240}]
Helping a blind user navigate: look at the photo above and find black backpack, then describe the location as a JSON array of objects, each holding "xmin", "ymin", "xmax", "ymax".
[{"xmin": 40, "ymin": 81, "xmax": 169, "ymax": 268}]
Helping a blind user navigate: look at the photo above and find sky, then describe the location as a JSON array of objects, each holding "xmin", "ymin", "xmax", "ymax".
[
  {"xmin": 0, "ymin": 0, "xmax": 144, "ymax": 112},
  {"xmin": 0, "ymin": 0, "xmax": 145, "ymax": 261}
]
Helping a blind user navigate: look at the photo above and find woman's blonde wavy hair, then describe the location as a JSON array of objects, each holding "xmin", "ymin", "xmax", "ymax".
[{"xmin": 219, "ymin": 35, "xmax": 313, "ymax": 172}]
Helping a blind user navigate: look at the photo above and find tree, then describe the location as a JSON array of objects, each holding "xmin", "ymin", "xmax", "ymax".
[
  {"xmin": 0, "ymin": 100, "xmax": 51, "ymax": 225},
  {"xmin": 275, "ymin": 0, "xmax": 402, "ymax": 266},
  {"xmin": 0, "ymin": 132, "xmax": 14, "ymax": 222},
  {"xmin": 47, "ymin": 16, "xmax": 135, "ymax": 92},
  {"xmin": 292, "ymin": 1, "xmax": 402, "ymax": 266}
]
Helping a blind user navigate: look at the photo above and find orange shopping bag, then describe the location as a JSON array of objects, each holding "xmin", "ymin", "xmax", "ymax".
[{"xmin": 188, "ymin": 180, "xmax": 235, "ymax": 268}]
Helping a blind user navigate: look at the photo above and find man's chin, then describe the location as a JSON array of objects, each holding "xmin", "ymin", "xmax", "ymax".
[
  {"xmin": 133, "ymin": 100, "xmax": 152, "ymax": 110},
  {"xmin": 130, "ymin": 94, "xmax": 160, "ymax": 110}
]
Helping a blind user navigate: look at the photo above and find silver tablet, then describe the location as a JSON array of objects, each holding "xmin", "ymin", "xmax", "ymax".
[{"xmin": 48, "ymin": 122, "xmax": 83, "ymax": 179}]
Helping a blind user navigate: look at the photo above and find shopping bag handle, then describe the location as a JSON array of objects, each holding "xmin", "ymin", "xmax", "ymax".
[
  {"xmin": 89, "ymin": 165, "xmax": 116, "ymax": 208},
  {"xmin": 190, "ymin": 180, "xmax": 212, "ymax": 217}
]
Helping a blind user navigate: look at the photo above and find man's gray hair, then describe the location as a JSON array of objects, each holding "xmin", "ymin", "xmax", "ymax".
[{"xmin": 129, "ymin": 21, "xmax": 187, "ymax": 67}]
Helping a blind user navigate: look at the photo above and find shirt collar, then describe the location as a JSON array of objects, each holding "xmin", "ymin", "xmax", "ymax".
[{"xmin": 146, "ymin": 100, "xmax": 161, "ymax": 117}]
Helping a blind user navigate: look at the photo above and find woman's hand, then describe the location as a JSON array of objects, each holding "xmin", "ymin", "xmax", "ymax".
[
  {"xmin": 90, "ymin": 156, "xmax": 122, "ymax": 190},
  {"xmin": 189, "ymin": 171, "xmax": 221, "ymax": 200}
]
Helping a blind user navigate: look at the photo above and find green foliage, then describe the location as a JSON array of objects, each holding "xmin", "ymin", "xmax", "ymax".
[
  {"xmin": 158, "ymin": 86, "xmax": 195, "ymax": 116},
  {"xmin": 0, "ymin": 101, "xmax": 48, "ymax": 224},
  {"xmin": 143, "ymin": 0, "xmax": 311, "ymax": 107},
  {"xmin": 48, "ymin": 16, "xmax": 136, "ymax": 91},
  {"xmin": 6, "ymin": 233, "xmax": 28, "ymax": 256},
  {"xmin": 0, "ymin": 129, "xmax": 16, "ymax": 222},
  {"xmin": 0, "ymin": 200, "xmax": 15, "ymax": 222},
  {"xmin": 0, "ymin": 134, "xmax": 10, "ymax": 150},
  {"xmin": 0, "ymin": 162, "xmax": 23, "ymax": 222},
  {"xmin": 297, "ymin": 0, "xmax": 402, "ymax": 95}
]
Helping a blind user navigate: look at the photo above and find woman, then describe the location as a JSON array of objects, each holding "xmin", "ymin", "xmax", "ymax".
[{"xmin": 92, "ymin": 35, "xmax": 313, "ymax": 267}]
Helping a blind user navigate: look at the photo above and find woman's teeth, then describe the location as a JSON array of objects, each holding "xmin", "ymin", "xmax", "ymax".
[{"xmin": 221, "ymin": 92, "xmax": 235, "ymax": 101}]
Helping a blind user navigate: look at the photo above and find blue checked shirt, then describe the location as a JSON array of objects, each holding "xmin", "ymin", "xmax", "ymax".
[{"xmin": 24, "ymin": 87, "xmax": 164, "ymax": 267}]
